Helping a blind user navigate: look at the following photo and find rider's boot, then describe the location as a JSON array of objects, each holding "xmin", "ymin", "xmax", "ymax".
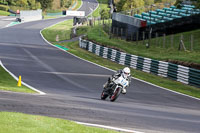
[
  {"xmin": 122, "ymin": 88, "xmax": 126, "ymax": 94},
  {"xmin": 103, "ymin": 77, "xmax": 112, "ymax": 89},
  {"xmin": 103, "ymin": 82, "xmax": 109, "ymax": 90}
]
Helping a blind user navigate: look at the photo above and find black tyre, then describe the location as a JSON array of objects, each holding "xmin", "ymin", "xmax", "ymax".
[
  {"xmin": 110, "ymin": 87, "xmax": 121, "ymax": 102},
  {"xmin": 101, "ymin": 91, "xmax": 109, "ymax": 100}
]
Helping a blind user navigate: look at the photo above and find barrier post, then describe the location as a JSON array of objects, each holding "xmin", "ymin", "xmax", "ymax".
[
  {"xmin": 155, "ymin": 32, "xmax": 158, "ymax": 46},
  {"xmin": 171, "ymin": 34, "xmax": 174, "ymax": 48},
  {"xmin": 191, "ymin": 34, "xmax": 193, "ymax": 51},
  {"xmin": 143, "ymin": 32, "xmax": 145, "ymax": 45},
  {"xmin": 163, "ymin": 34, "xmax": 166, "ymax": 48}
]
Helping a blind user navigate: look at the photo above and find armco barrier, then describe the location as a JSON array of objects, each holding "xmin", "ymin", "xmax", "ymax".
[{"xmin": 79, "ymin": 38, "xmax": 200, "ymax": 88}]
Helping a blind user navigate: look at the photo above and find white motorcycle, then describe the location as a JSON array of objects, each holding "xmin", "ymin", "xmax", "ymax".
[{"xmin": 101, "ymin": 75, "xmax": 129, "ymax": 102}]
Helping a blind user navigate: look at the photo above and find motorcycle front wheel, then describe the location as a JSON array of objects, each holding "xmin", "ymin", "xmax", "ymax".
[{"xmin": 110, "ymin": 87, "xmax": 122, "ymax": 102}]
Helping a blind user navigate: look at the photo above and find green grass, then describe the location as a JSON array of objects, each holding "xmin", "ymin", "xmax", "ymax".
[
  {"xmin": 0, "ymin": 65, "xmax": 35, "ymax": 93},
  {"xmin": 0, "ymin": 10, "xmax": 10, "ymax": 16},
  {"xmin": 43, "ymin": 15, "xmax": 59, "ymax": 19},
  {"xmin": 42, "ymin": 19, "xmax": 73, "ymax": 42},
  {"xmin": 73, "ymin": 0, "xmax": 82, "ymax": 10},
  {"xmin": 0, "ymin": 112, "xmax": 119, "ymax": 133},
  {"xmin": 82, "ymin": 25, "xmax": 200, "ymax": 65},
  {"xmin": 89, "ymin": 0, "xmax": 110, "ymax": 18}
]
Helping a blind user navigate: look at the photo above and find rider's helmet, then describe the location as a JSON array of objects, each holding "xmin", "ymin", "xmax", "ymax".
[{"xmin": 122, "ymin": 67, "xmax": 130, "ymax": 79}]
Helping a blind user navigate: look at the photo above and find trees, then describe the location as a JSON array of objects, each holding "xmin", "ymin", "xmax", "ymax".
[
  {"xmin": 27, "ymin": 0, "xmax": 41, "ymax": 9},
  {"xmin": 1, "ymin": 0, "xmax": 41, "ymax": 9},
  {"xmin": 144, "ymin": 0, "xmax": 154, "ymax": 5},
  {"xmin": 192, "ymin": 0, "xmax": 200, "ymax": 8},
  {"xmin": 37, "ymin": 0, "xmax": 53, "ymax": 10},
  {"xmin": 6, "ymin": 0, "xmax": 16, "ymax": 5},
  {"xmin": 175, "ymin": 0, "xmax": 200, "ymax": 8},
  {"xmin": 100, "ymin": 9, "xmax": 110, "ymax": 19},
  {"xmin": 16, "ymin": 0, "xmax": 28, "ymax": 7},
  {"xmin": 61, "ymin": 0, "xmax": 70, "ymax": 8},
  {"xmin": 116, "ymin": 0, "xmax": 145, "ymax": 12}
]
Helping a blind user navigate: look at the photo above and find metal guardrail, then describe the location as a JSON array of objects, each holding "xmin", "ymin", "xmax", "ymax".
[{"xmin": 79, "ymin": 38, "xmax": 200, "ymax": 88}]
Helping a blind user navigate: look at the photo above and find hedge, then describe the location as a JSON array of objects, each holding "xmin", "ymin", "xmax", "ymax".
[{"xmin": 0, "ymin": 4, "xmax": 9, "ymax": 11}]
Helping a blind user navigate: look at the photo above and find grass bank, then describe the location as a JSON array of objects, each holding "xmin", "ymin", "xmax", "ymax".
[
  {"xmin": 0, "ymin": 10, "xmax": 10, "ymax": 16},
  {"xmin": 42, "ymin": 19, "xmax": 73, "ymax": 42},
  {"xmin": 89, "ymin": 0, "xmax": 110, "ymax": 18},
  {"xmin": 0, "ymin": 112, "xmax": 119, "ymax": 133},
  {"xmin": 0, "ymin": 65, "xmax": 35, "ymax": 93},
  {"xmin": 41, "ymin": 19, "xmax": 200, "ymax": 98},
  {"xmin": 83, "ymin": 25, "xmax": 200, "ymax": 65},
  {"xmin": 72, "ymin": 0, "xmax": 82, "ymax": 10}
]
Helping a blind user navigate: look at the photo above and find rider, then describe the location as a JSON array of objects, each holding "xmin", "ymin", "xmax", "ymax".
[{"xmin": 104, "ymin": 67, "xmax": 131, "ymax": 94}]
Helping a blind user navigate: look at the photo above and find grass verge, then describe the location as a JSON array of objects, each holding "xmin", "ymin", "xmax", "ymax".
[
  {"xmin": 0, "ymin": 112, "xmax": 119, "ymax": 133},
  {"xmin": 72, "ymin": 0, "xmax": 82, "ymax": 10},
  {"xmin": 0, "ymin": 10, "xmax": 10, "ymax": 16},
  {"xmin": 84, "ymin": 25, "xmax": 200, "ymax": 65},
  {"xmin": 42, "ymin": 19, "xmax": 73, "ymax": 42},
  {"xmin": 0, "ymin": 65, "xmax": 35, "ymax": 93},
  {"xmin": 89, "ymin": 0, "xmax": 110, "ymax": 18}
]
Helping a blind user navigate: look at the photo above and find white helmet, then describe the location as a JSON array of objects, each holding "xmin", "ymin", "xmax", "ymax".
[{"xmin": 122, "ymin": 67, "xmax": 130, "ymax": 79}]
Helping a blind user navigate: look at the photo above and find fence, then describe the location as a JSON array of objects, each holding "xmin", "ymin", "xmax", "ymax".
[
  {"xmin": 80, "ymin": 18, "xmax": 199, "ymax": 52},
  {"xmin": 79, "ymin": 38, "xmax": 200, "ymax": 88},
  {"xmin": 109, "ymin": 27, "xmax": 200, "ymax": 51}
]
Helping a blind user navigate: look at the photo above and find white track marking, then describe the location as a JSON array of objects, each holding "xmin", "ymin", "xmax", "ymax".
[
  {"xmin": 0, "ymin": 60, "xmax": 46, "ymax": 95},
  {"xmin": 40, "ymin": 71, "xmax": 110, "ymax": 77},
  {"xmin": 76, "ymin": 121, "xmax": 144, "ymax": 133}
]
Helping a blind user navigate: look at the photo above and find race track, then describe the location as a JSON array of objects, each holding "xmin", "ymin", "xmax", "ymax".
[{"xmin": 0, "ymin": 0, "xmax": 200, "ymax": 133}]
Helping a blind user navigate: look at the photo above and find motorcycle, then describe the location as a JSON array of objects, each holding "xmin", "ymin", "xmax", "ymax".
[{"xmin": 101, "ymin": 75, "xmax": 129, "ymax": 102}]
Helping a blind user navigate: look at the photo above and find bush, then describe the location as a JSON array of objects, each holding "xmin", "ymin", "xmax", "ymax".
[
  {"xmin": 65, "ymin": 1, "xmax": 71, "ymax": 8},
  {"xmin": 0, "ymin": 0, "xmax": 8, "ymax": 5},
  {"xmin": 100, "ymin": 9, "xmax": 110, "ymax": 19},
  {"xmin": 0, "ymin": 4, "xmax": 9, "ymax": 11}
]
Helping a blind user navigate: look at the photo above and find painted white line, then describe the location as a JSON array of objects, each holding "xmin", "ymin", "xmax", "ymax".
[
  {"xmin": 87, "ymin": 0, "xmax": 99, "ymax": 17},
  {"xmin": 41, "ymin": 71, "xmax": 110, "ymax": 77},
  {"xmin": 2, "ymin": 18, "xmax": 16, "ymax": 21},
  {"xmin": 133, "ymin": 77, "xmax": 200, "ymax": 101},
  {"xmin": 0, "ymin": 60, "xmax": 46, "ymax": 95},
  {"xmin": 76, "ymin": 121, "xmax": 144, "ymax": 133}
]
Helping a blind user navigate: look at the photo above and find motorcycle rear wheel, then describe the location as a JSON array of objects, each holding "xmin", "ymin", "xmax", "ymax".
[{"xmin": 101, "ymin": 91, "xmax": 109, "ymax": 100}]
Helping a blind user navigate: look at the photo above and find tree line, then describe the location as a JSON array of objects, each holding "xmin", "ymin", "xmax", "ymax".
[
  {"xmin": 114, "ymin": 0, "xmax": 200, "ymax": 12},
  {"xmin": 0, "ymin": 0, "xmax": 42, "ymax": 9},
  {"xmin": 1, "ymin": 0, "xmax": 199, "ymax": 11},
  {"xmin": 0, "ymin": 0, "xmax": 73, "ymax": 10}
]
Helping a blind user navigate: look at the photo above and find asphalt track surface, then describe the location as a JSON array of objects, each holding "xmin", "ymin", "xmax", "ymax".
[
  {"xmin": 0, "ymin": 1, "xmax": 200, "ymax": 133},
  {"xmin": 0, "ymin": 16, "xmax": 16, "ymax": 28}
]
